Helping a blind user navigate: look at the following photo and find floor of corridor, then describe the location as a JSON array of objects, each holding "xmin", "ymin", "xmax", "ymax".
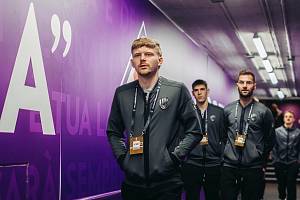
[{"xmin": 263, "ymin": 182, "xmax": 300, "ymax": 200}]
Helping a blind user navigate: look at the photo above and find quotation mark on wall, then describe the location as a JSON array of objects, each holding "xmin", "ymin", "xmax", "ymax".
[{"xmin": 51, "ymin": 14, "xmax": 72, "ymax": 57}]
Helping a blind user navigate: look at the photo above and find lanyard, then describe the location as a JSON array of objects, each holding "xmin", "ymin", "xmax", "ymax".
[
  {"xmin": 200, "ymin": 108, "xmax": 208, "ymax": 178},
  {"xmin": 197, "ymin": 106, "xmax": 208, "ymax": 134},
  {"xmin": 234, "ymin": 101, "xmax": 254, "ymax": 136},
  {"xmin": 130, "ymin": 80, "xmax": 161, "ymax": 137},
  {"xmin": 204, "ymin": 110, "xmax": 208, "ymax": 133},
  {"xmin": 199, "ymin": 109, "xmax": 208, "ymax": 134}
]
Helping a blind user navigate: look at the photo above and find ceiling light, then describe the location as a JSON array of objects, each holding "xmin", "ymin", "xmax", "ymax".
[
  {"xmin": 268, "ymin": 72, "xmax": 278, "ymax": 85},
  {"xmin": 262, "ymin": 59, "xmax": 273, "ymax": 73},
  {"xmin": 253, "ymin": 34, "xmax": 267, "ymax": 59},
  {"xmin": 277, "ymin": 90, "xmax": 284, "ymax": 99}
]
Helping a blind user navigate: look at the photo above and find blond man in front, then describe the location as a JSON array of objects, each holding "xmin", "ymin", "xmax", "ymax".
[{"xmin": 106, "ymin": 37, "xmax": 202, "ymax": 200}]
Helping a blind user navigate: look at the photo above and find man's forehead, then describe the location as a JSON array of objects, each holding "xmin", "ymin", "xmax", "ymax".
[
  {"xmin": 285, "ymin": 112, "xmax": 294, "ymax": 117},
  {"xmin": 238, "ymin": 74, "xmax": 254, "ymax": 81},
  {"xmin": 193, "ymin": 85, "xmax": 207, "ymax": 89},
  {"xmin": 132, "ymin": 46, "xmax": 156, "ymax": 52}
]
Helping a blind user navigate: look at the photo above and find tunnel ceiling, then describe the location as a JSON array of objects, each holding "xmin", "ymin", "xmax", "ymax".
[{"xmin": 150, "ymin": 0, "xmax": 300, "ymax": 98}]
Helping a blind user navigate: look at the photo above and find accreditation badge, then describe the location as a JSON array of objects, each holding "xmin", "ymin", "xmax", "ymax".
[
  {"xmin": 234, "ymin": 133, "xmax": 246, "ymax": 148},
  {"xmin": 200, "ymin": 133, "xmax": 208, "ymax": 145},
  {"xmin": 130, "ymin": 135, "xmax": 143, "ymax": 155}
]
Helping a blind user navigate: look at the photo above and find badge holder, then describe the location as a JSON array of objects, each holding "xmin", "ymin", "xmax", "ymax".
[
  {"xmin": 234, "ymin": 133, "xmax": 246, "ymax": 148},
  {"xmin": 130, "ymin": 135, "xmax": 144, "ymax": 155},
  {"xmin": 200, "ymin": 133, "xmax": 208, "ymax": 145}
]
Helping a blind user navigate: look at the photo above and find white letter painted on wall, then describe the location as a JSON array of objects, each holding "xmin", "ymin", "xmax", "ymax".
[{"xmin": 0, "ymin": 3, "xmax": 55, "ymax": 135}]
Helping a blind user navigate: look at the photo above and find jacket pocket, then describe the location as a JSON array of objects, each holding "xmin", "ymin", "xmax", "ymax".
[
  {"xmin": 223, "ymin": 141, "xmax": 237, "ymax": 162},
  {"xmin": 151, "ymin": 148, "xmax": 177, "ymax": 178},
  {"xmin": 164, "ymin": 149, "xmax": 177, "ymax": 170},
  {"xmin": 122, "ymin": 152, "xmax": 144, "ymax": 180},
  {"xmin": 243, "ymin": 141, "xmax": 262, "ymax": 164}
]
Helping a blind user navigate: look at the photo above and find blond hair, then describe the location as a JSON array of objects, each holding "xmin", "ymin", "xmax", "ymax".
[{"xmin": 131, "ymin": 37, "xmax": 162, "ymax": 56}]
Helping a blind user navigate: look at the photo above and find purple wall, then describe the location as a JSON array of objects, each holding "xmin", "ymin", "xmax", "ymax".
[{"xmin": 0, "ymin": 0, "xmax": 235, "ymax": 199}]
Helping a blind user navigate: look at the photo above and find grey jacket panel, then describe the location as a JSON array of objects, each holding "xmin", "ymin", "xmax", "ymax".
[
  {"xmin": 223, "ymin": 100, "xmax": 275, "ymax": 168},
  {"xmin": 186, "ymin": 104, "xmax": 225, "ymax": 167},
  {"xmin": 106, "ymin": 77, "xmax": 202, "ymax": 184},
  {"xmin": 272, "ymin": 126, "xmax": 300, "ymax": 164}
]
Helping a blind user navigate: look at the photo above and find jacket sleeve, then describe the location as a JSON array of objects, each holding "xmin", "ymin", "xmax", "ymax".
[
  {"xmin": 262, "ymin": 108, "xmax": 275, "ymax": 166},
  {"xmin": 106, "ymin": 89, "xmax": 127, "ymax": 168},
  {"xmin": 171, "ymin": 84, "xmax": 203, "ymax": 163}
]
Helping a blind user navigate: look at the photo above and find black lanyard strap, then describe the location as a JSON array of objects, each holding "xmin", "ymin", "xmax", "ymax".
[
  {"xmin": 130, "ymin": 80, "xmax": 161, "ymax": 137},
  {"xmin": 234, "ymin": 101, "xmax": 254, "ymax": 136}
]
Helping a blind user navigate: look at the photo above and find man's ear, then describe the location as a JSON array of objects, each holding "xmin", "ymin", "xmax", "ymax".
[{"xmin": 158, "ymin": 56, "xmax": 163, "ymax": 66}]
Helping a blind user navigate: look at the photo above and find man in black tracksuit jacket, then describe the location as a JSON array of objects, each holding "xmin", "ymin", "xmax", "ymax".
[
  {"xmin": 272, "ymin": 111, "xmax": 300, "ymax": 200},
  {"xmin": 221, "ymin": 69, "xmax": 275, "ymax": 200},
  {"xmin": 182, "ymin": 79, "xmax": 225, "ymax": 200},
  {"xmin": 106, "ymin": 37, "xmax": 202, "ymax": 200}
]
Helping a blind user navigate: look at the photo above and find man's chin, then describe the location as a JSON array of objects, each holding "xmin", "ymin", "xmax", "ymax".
[
  {"xmin": 239, "ymin": 93, "xmax": 252, "ymax": 98},
  {"xmin": 238, "ymin": 90, "xmax": 253, "ymax": 98},
  {"xmin": 138, "ymin": 71, "xmax": 151, "ymax": 77},
  {"xmin": 196, "ymin": 99, "xmax": 205, "ymax": 104}
]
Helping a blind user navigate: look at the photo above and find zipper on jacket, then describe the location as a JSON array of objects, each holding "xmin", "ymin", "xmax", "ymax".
[
  {"xmin": 143, "ymin": 92, "xmax": 150, "ymax": 186},
  {"xmin": 238, "ymin": 106, "xmax": 246, "ymax": 166}
]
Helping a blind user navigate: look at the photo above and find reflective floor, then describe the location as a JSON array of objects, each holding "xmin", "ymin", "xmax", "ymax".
[
  {"xmin": 263, "ymin": 183, "xmax": 300, "ymax": 200},
  {"xmin": 94, "ymin": 183, "xmax": 300, "ymax": 200}
]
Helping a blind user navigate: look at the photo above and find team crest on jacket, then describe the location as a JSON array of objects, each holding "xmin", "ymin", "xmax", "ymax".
[
  {"xmin": 251, "ymin": 113, "xmax": 257, "ymax": 121},
  {"xmin": 159, "ymin": 97, "xmax": 169, "ymax": 110},
  {"xmin": 210, "ymin": 115, "xmax": 216, "ymax": 122}
]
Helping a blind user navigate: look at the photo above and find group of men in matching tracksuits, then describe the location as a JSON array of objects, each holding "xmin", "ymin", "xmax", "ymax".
[{"xmin": 106, "ymin": 37, "xmax": 300, "ymax": 200}]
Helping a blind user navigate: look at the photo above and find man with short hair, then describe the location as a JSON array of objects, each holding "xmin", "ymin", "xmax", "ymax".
[
  {"xmin": 106, "ymin": 37, "xmax": 202, "ymax": 200},
  {"xmin": 272, "ymin": 111, "xmax": 300, "ymax": 200},
  {"xmin": 182, "ymin": 79, "xmax": 225, "ymax": 200},
  {"xmin": 221, "ymin": 69, "xmax": 275, "ymax": 200}
]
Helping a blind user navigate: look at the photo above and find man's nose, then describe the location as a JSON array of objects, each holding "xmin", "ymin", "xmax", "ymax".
[
  {"xmin": 242, "ymin": 84, "xmax": 249, "ymax": 88},
  {"xmin": 140, "ymin": 53, "xmax": 146, "ymax": 60}
]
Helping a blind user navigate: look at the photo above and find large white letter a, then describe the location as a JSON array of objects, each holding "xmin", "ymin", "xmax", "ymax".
[{"xmin": 0, "ymin": 3, "xmax": 55, "ymax": 135}]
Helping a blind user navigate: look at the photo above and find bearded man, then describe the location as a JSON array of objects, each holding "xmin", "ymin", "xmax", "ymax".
[{"xmin": 220, "ymin": 69, "xmax": 275, "ymax": 200}]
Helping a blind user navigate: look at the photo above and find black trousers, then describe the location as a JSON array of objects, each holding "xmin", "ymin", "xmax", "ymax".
[
  {"xmin": 121, "ymin": 178, "xmax": 183, "ymax": 200},
  {"xmin": 220, "ymin": 166, "xmax": 264, "ymax": 200},
  {"xmin": 182, "ymin": 163, "xmax": 221, "ymax": 200},
  {"xmin": 258, "ymin": 170, "xmax": 266, "ymax": 199},
  {"xmin": 274, "ymin": 162, "xmax": 299, "ymax": 200}
]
